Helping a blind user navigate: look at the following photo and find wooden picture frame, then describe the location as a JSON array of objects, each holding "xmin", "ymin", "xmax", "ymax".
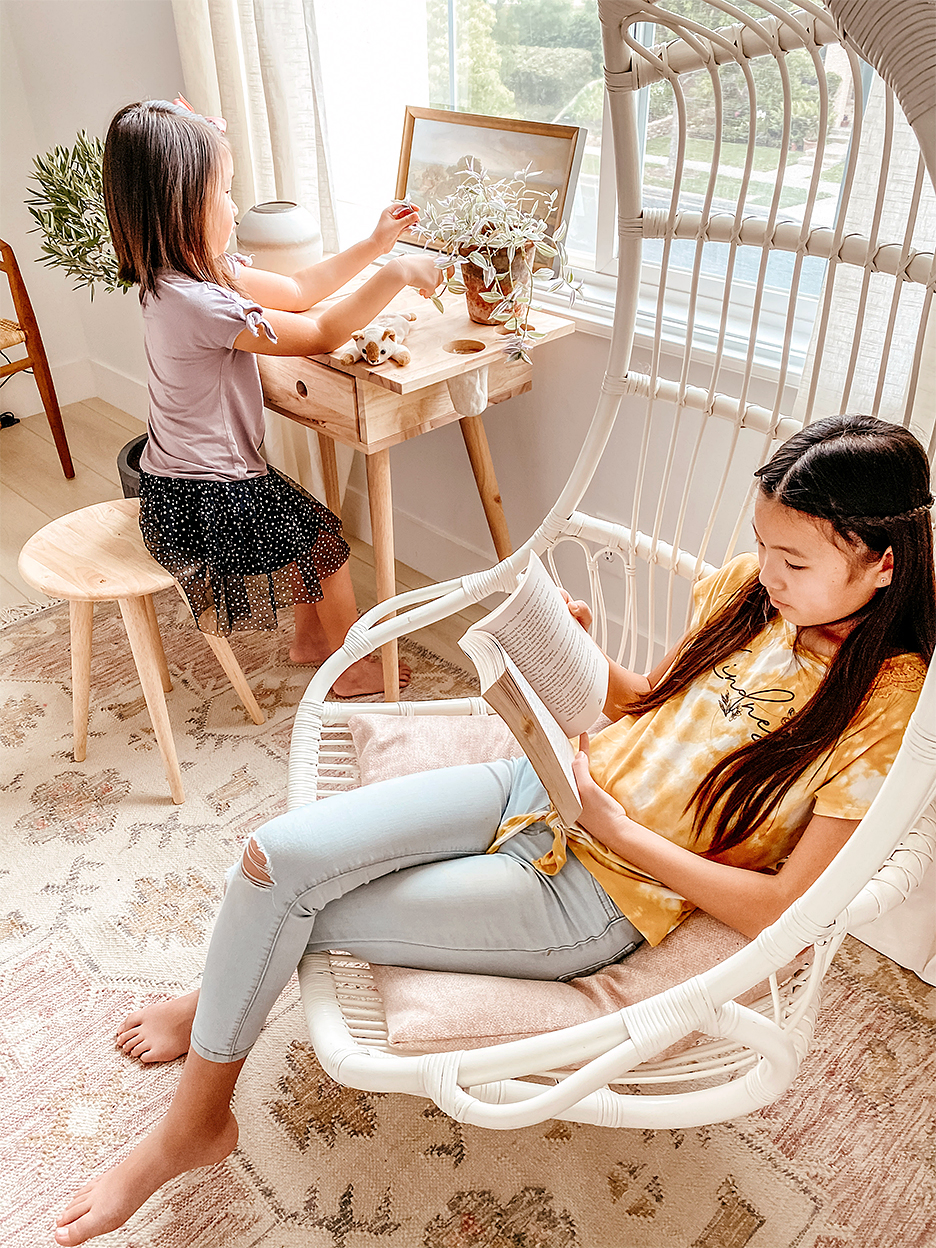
[{"xmin": 394, "ymin": 106, "xmax": 586, "ymax": 249}]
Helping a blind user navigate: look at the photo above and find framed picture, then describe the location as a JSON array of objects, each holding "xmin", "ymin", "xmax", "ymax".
[{"xmin": 394, "ymin": 106, "xmax": 586, "ymax": 248}]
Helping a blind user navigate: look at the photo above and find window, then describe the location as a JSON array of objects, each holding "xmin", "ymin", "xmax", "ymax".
[
  {"xmin": 421, "ymin": 0, "xmax": 863, "ymax": 347},
  {"xmin": 425, "ymin": 0, "xmax": 605, "ymax": 270}
]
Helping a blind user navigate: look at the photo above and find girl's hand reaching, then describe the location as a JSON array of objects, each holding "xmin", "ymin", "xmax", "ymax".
[
  {"xmin": 371, "ymin": 203, "xmax": 420, "ymax": 255},
  {"xmin": 390, "ymin": 254, "xmax": 444, "ymax": 299}
]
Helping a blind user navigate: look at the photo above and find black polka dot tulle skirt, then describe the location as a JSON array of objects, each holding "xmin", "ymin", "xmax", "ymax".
[{"xmin": 138, "ymin": 467, "xmax": 350, "ymax": 636}]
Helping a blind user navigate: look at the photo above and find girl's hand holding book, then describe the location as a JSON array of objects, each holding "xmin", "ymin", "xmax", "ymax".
[
  {"xmin": 559, "ymin": 588, "xmax": 593, "ymax": 633},
  {"xmin": 572, "ymin": 733, "xmax": 630, "ymax": 841}
]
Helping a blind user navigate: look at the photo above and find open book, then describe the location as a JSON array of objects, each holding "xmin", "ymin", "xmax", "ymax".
[{"xmin": 458, "ymin": 551, "xmax": 609, "ymax": 825}]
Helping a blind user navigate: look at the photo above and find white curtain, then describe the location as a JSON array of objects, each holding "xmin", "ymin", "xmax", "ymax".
[{"xmin": 169, "ymin": 0, "xmax": 354, "ymax": 504}]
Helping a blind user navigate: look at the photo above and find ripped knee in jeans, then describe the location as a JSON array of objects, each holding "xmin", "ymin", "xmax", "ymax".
[{"xmin": 241, "ymin": 836, "xmax": 273, "ymax": 887}]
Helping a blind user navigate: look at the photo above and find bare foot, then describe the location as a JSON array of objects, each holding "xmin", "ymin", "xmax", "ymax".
[
  {"xmin": 116, "ymin": 991, "xmax": 198, "ymax": 1063},
  {"xmin": 287, "ymin": 639, "xmax": 332, "ymax": 665},
  {"xmin": 330, "ymin": 654, "xmax": 412, "ymax": 698},
  {"xmin": 54, "ymin": 1112, "xmax": 237, "ymax": 1245}
]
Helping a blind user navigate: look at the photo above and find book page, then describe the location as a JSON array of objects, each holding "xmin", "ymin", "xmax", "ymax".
[
  {"xmin": 465, "ymin": 552, "xmax": 608, "ymax": 737},
  {"xmin": 486, "ymin": 649, "xmax": 582, "ymax": 825}
]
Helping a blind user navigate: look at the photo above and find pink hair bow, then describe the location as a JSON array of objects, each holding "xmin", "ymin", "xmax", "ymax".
[{"xmin": 173, "ymin": 94, "xmax": 227, "ymax": 134}]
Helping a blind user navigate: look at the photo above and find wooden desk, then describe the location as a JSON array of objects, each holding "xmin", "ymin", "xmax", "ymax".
[{"xmin": 259, "ymin": 286, "xmax": 574, "ymax": 697}]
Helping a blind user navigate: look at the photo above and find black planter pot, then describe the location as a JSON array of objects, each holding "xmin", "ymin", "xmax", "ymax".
[{"xmin": 117, "ymin": 433, "xmax": 148, "ymax": 499}]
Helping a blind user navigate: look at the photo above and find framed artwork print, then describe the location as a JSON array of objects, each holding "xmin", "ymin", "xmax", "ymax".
[{"xmin": 394, "ymin": 106, "xmax": 586, "ymax": 248}]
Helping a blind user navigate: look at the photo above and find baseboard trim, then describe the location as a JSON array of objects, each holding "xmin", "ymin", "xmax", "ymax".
[
  {"xmin": 341, "ymin": 482, "xmax": 498, "ymax": 584},
  {"xmin": 89, "ymin": 361, "xmax": 148, "ymax": 422},
  {"xmin": 5, "ymin": 358, "xmax": 148, "ymax": 425},
  {"xmin": 0, "ymin": 358, "xmax": 94, "ymax": 416}
]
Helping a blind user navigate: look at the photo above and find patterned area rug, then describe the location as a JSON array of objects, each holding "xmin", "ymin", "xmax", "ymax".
[{"xmin": 1, "ymin": 595, "xmax": 934, "ymax": 1248}]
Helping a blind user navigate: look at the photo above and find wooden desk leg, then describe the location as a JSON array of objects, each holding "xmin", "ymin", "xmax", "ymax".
[
  {"xmin": 458, "ymin": 414, "xmax": 513, "ymax": 561},
  {"xmin": 317, "ymin": 432, "xmax": 342, "ymax": 519},
  {"xmin": 364, "ymin": 449, "xmax": 399, "ymax": 701},
  {"xmin": 69, "ymin": 599, "xmax": 93, "ymax": 763},
  {"xmin": 118, "ymin": 595, "xmax": 185, "ymax": 804}
]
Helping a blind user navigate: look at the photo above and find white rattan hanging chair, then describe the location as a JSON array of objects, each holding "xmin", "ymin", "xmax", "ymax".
[{"xmin": 288, "ymin": 0, "xmax": 936, "ymax": 1131}]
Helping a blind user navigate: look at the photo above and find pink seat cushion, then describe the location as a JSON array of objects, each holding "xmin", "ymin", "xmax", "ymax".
[
  {"xmin": 348, "ymin": 712, "xmax": 523, "ymax": 785},
  {"xmin": 346, "ymin": 713, "xmax": 804, "ymax": 1053}
]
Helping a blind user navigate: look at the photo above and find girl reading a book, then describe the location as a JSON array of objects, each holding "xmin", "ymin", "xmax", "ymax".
[{"xmin": 56, "ymin": 414, "xmax": 934, "ymax": 1245}]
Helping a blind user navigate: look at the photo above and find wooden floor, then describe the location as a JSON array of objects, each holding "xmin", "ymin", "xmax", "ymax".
[{"xmin": 0, "ymin": 399, "xmax": 483, "ymax": 669}]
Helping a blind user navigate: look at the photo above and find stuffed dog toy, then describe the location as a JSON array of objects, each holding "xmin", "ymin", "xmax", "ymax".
[{"xmin": 337, "ymin": 311, "xmax": 416, "ymax": 367}]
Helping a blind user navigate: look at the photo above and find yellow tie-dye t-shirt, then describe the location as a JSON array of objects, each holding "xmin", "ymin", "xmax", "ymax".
[{"xmin": 580, "ymin": 553, "xmax": 926, "ymax": 946}]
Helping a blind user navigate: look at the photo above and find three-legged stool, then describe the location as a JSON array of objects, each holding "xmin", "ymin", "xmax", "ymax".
[{"xmin": 18, "ymin": 498, "xmax": 265, "ymax": 803}]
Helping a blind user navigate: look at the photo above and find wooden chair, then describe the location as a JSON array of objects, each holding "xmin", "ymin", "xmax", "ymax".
[
  {"xmin": 18, "ymin": 498, "xmax": 265, "ymax": 804},
  {"xmin": 0, "ymin": 238, "xmax": 74, "ymax": 478},
  {"xmin": 287, "ymin": 0, "xmax": 936, "ymax": 1129}
]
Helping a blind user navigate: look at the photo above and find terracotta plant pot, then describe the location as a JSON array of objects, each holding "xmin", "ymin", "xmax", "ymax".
[{"xmin": 460, "ymin": 243, "xmax": 533, "ymax": 326}]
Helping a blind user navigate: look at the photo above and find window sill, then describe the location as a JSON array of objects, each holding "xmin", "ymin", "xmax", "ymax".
[
  {"xmin": 391, "ymin": 247, "xmax": 807, "ymax": 387},
  {"xmin": 533, "ymin": 279, "xmax": 807, "ymax": 388}
]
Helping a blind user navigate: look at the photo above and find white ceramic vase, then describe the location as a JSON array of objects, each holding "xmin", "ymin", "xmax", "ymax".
[{"xmin": 235, "ymin": 201, "xmax": 323, "ymax": 275}]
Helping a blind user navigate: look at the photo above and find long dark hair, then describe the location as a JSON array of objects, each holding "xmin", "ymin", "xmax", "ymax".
[
  {"xmin": 103, "ymin": 100, "xmax": 235, "ymax": 296},
  {"xmin": 629, "ymin": 414, "xmax": 935, "ymax": 856}
]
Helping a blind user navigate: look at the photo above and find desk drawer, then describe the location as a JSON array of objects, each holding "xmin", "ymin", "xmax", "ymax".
[{"xmin": 258, "ymin": 356, "xmax": 358, "ymax": 442}]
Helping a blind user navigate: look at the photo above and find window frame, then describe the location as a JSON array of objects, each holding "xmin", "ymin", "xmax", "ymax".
[{"xmin": 393, "ymin": 6, "xmax": 879, "ymax": 377}]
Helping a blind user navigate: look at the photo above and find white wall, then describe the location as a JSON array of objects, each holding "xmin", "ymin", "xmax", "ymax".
[{"xmin": 1, "ymin": 0, "xmax": 185, "ymax": 423}]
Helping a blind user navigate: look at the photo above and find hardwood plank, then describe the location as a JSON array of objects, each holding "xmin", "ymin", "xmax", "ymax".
[
  {"xmin": 0, "ymin": 486, "xmax": 60, "ymax": 608},
  {"xmin": 1, "ymin": 400, "xmax": 140, "ymax": 613},
  {"xmin": 25, "ymin": 400, "xmax": 133, "ymax": 488},
  {"xmin": 81, "ymin": 396, "xmax": 147, "ymax": 433},
  {"xmin": 0, "ymin": 419, "xmax": 120, "ymax": 518},
  {"xmin": 0, "ymin": 572, "xmax": 46, "ymax": 614}
]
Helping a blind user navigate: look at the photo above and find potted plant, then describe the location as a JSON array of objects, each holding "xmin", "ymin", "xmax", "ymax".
[
  {"xmin": 26, "ymin": 132, "xmax": 146, "ymax": 492},
  {"xmin": 25, "ymin": 131, "xmax": 130, "ymax": 299},
  {"xmin": 414, "ymin": 162, "xmax": 580, "ymax": 364}
]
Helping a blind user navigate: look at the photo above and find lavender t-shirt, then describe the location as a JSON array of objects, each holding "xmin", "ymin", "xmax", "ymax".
[{"xmin": 140, "ymin": 269, "xmax": 277, "ymax": 480}]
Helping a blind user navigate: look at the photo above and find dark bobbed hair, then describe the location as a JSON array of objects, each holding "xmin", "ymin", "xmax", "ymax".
[
  {"xmin": 629, "ymin": 414, "xmax": 935, "ymax": 857},
  {"xmin": 103, "ymin": 100, "xmax": 234, "ymax": 296}
]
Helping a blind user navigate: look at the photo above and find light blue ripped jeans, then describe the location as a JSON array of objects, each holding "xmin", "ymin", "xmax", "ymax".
[{"xmin": 191, "ymin": 757, "xmax": 644, "ymax": 1063}]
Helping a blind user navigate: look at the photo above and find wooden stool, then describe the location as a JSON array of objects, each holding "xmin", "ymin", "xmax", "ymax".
[{"xmin": 18, "ymin": 498, "xmax": 265, "ymax": 803}]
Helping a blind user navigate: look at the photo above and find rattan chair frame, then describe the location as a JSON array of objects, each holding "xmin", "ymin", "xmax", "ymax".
[{"xmin": 288, "ymin": 1, "xmax": 936, "ymax": 1129}]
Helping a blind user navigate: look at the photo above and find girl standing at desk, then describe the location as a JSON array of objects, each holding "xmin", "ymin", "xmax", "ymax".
[{"xmin": 103, "ymin": 98, "xmax": 440, "ymax": 695}]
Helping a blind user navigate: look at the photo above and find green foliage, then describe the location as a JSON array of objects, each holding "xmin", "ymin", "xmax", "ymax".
[
  {"xmin": 499, "ymin": 44, "xmax": 593, "ymax": 123},
  {"xmin": 25, "ymin": 131, "xmax": 128, "ymax": 299},
  {"xmin": 415, "ymin": 162, "xmax": 580, "ymax": 363},
  {"xmin": 493, "ymin": 0, "xmax": 602, "ymax": 121},
  {"xmin": 427, "ymin": 0, "xmax": 515, "ymax": 116},
  {"xmin": 648, "ymin": 49, "xmax": 838, "ymax": 152},
  {"xmin": 427, "ymin": 0, "xmax": 602, "ymax": 126},
  {"xmin": 493, "ymin": 0, "xmax": 602, "ymax": 59}
]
